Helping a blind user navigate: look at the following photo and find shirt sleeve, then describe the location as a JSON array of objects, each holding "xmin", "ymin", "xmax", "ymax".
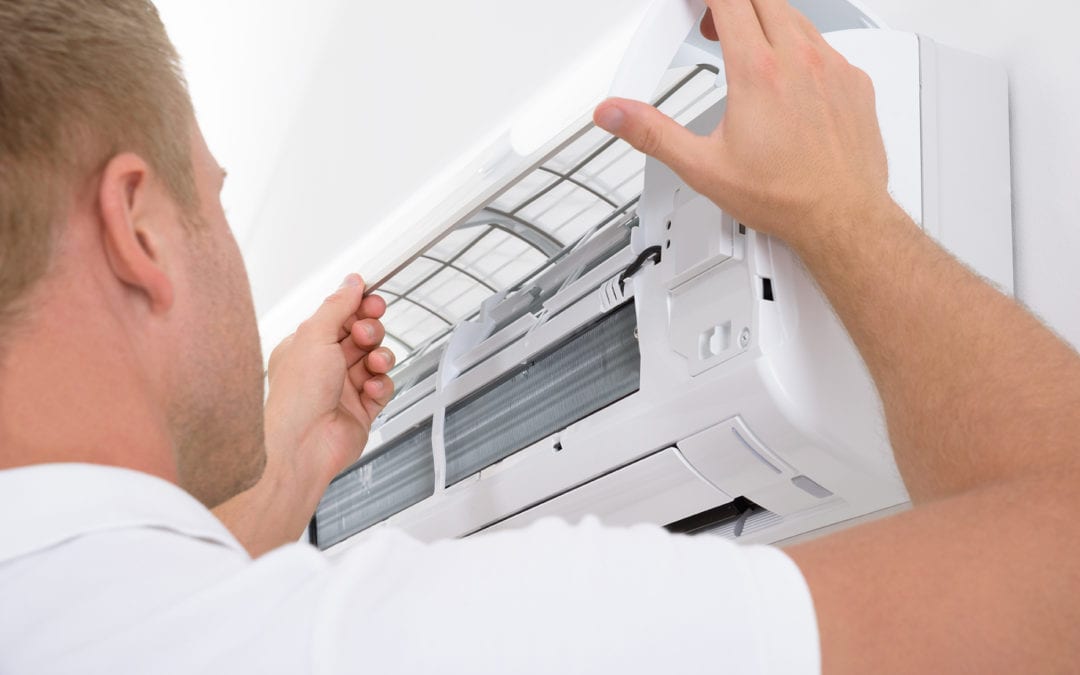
[{"xmin": 311, "ymin": 517, "xmax": 819, "ymax": 675}]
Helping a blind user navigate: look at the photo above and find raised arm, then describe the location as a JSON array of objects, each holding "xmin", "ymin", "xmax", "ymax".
[{"xmin": 594, "ymin": 0, "xmax": 1080, "ymax": 671}]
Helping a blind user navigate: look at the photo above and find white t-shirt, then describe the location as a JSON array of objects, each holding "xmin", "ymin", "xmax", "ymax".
[{"xmin": 0, "ymin": 463, "xmax": 820, "ymax": 674}]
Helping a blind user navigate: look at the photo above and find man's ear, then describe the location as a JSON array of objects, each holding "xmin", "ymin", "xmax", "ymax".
[{"xmin": 97, "ymin": 153, "xmax": 176, "ymax": 314}]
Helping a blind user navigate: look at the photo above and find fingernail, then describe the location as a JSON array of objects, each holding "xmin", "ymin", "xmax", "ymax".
[
  {"xmin": 362, "ymin": 324, "xmax": 375, "ymax": 340},
  {"xmin": 595, "ymin": 103, "xmax": 625, "ymax": 133},
  {"xmin": 370, "ymin": 379, "xmax": 383, "ymax": 392},
  {"xmin": 341, "ymin": 274, "xmax": 362, "ymax": 288}
]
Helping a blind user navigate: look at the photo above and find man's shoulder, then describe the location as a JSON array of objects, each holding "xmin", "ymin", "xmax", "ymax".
[
  {"xmin": 0, "ymin": 462, "xmax": 246, "ymax": 562},
  {"xmin": 0, "ymin": 516, "xmax": 327, "ymax": 674}
]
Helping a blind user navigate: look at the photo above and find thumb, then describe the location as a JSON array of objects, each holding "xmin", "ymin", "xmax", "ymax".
[
  {"xmin": 300, "ymin": 273, "xmax": 366, "ymax": 343},
  {"xmin": 594, "ymin": 98, "xmax": 704, "ymax": 180}
]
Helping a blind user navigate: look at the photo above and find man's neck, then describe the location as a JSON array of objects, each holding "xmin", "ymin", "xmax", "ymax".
[{"xmin": 0, "ymin": 284, "xmax": 177, "ymax": 483}]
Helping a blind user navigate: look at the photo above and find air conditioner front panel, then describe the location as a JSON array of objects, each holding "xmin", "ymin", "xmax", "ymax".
[
  {"xmin": 313, "ymin": 22, "xmax": 1010, "ymax": 554},
  {"xmin": 484, "ymin": 447, "xmax": 732, "ymax": 534}
]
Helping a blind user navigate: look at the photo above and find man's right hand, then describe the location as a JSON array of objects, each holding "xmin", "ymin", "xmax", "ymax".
[
  {"xmin": 597, "ymin": 2, "xmax": 1080, "ymax": 673},
  {"xmin": 594, "ymin": 0, "xmax": 892, "ymax": 252}
]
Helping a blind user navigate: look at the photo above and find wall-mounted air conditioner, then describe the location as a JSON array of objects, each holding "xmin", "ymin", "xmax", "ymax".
[{"xmin": 300, "ymin": 0, "xmax": 1012, "ymax": 553}]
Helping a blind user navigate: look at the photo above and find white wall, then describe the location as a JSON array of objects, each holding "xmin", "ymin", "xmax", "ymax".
[
  {"xmin": 864, "ymin": 0, "xmax": 1080, "ymax": 347},
  {"xmin": 154, "ymin": 0, "xmax": 345, "ymax": 245},
  {"xmin": 157, "ymin": 1, "xmax": 1080, "ymax": 349},
  {"xmin": 228, "ymin": 0, "xmax": 653, "ymax": 319}
]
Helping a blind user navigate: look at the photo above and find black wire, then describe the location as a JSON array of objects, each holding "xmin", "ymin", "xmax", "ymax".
[{"xmin": 618, "ymin": 245, "xmax": 663, "ymax": 293}]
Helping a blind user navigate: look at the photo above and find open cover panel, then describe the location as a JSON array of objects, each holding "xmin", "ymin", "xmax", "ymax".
[{"xmin": 377, "ymin": 66, "xmax": 722, "ymax": 369}]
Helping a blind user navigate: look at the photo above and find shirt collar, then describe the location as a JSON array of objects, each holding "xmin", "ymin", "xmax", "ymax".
[{"xmin": 0, "ymin": 462, "xmax": 248, "ymax": 564}]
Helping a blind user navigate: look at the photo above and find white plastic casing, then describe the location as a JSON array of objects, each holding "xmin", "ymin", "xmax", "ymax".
[{"xmin": 320, "ymin": 10, "xmax": 1011, "ymax": 553}]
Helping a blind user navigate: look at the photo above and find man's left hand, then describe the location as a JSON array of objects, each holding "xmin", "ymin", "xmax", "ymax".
[
  {"xmin": 265, "ymin": 273, "xmax": 396, "ymax": 487},
  {"xmin": 215, "ymin": 273, "xmax": 396, "ymax": 556}
]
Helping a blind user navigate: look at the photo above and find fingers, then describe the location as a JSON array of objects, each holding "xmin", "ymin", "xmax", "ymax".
[
  {"xmin": 348, "ymin": 351, "xmax": 395, "ymax": 423},
  {"xmin": 745, "ymin": 0, "xmax": 799, "ymax": 44},
  {"xmin": 359, "ymin": 374, "xmax": 394, "ymax": 422},
  {"xmin": 702, "ymin": 0, "xmax": 768, "ymax": 71},
  {"xmin": 350, "ymin": 318, "xmax": 385, "ymax": 349},
  {"xmin": 266, "ymin": 333, "xmax": 295, "ymax": 381},
  {"xmin": 347, "ymin": 345, "xmax": 395, "ymax": 397},
  {"xmin": 360, "ymin": 293, "xmax": 387, "ymax": 319},
  {"xmin": 789, "ymin": 5, "xmax": 828, "ymax": 47},
  {"xmin": 362, "ymin": 375, "xmax": 393, "ymax": 403},
  {"xmin": 348, "ymin": 347, "xmax": 395, "ymax": 390},
  {"xmin": 337, "ymin": 293, "xmax": 387, "ymax": 342},
  {"xmin": 299, "ymin": 274, "xmax": 366, "ymax": 345},
  {"xmin": 367, "ymin": 347, "xmax": 395, "ymax": 374},
  {"xmin": 594, "ymin": 98, "xmax": 707, "ymax": 180},
  {"xmin": 342, "ymin": 317, "xmax": 386, "ymax": 366},
  {"xmin": 706, "ymin": 0, "xmax": 836, "ymax": 93}
]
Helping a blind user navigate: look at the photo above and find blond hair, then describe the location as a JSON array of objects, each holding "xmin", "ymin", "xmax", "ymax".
[{"xmin": 0, "ymin": 0, "xmax": 196, "ymax": 328}]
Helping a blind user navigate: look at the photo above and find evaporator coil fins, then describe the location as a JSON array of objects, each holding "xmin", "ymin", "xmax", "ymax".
[
  {"xmin": 444, "ymin": 301, "xmax": 641, "ymax": 485},
  {"xmin": 314, "ymin": 422, "xmax": 435, "ymax": 549}
]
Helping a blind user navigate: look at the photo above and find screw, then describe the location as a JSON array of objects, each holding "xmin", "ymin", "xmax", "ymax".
[{"xmin": 739, "ymin": 328, "xmax": 751, "ymax": 348}]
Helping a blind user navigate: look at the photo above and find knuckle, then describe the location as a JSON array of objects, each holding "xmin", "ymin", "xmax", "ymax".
[
  {"xmin": 855, "ymin": 68, "xmax": 874, "ymax": 90},
  {"xmin": 638, "ymin": 123, "xmax": 664, "ymax": 156},
  {"xmin": 796, "ymin": 41, "xmax": 824, "ymax": 72},
  {"xmin": 822, "ymin": 45, "xmax": 850, "ymax": 68},
  {"xmin": 750, "ymin": 52, "xmax": 780, "ymax": 81},
  {"xmin": 269, "ymin": 338, "xmax": 288, "ymax": 360},
  {"xmin": 295, "ymin": 319, "xmax": 315, "ymax": 338},
  {"xmin": 267, "ymin": 334, "xmax": 294, "ymax": 370},
  {"xmin": 325, "ymin": 287, "xmax": 346, "ymax": 304},
  {"xmin": 325, "ymin": 283, "xmax": 357, "ymax": 307}
]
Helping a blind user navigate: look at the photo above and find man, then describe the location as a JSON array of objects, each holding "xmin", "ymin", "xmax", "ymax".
[{"xmin": 0, "ymin": 0, "xmax": 1076, "ymax": 672}]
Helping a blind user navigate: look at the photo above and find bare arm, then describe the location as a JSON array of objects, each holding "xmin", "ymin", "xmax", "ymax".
[
  {"xmin": 595, "ymin": 0, "xmax": 1080, "ymax": 671},
  {"xmin": 792, "ymin": 201, "xmax": 1080, "ymax": 503},
  {"xmin": 787, "ymin": 202, "xmax": 1080, "ymax": 673}
]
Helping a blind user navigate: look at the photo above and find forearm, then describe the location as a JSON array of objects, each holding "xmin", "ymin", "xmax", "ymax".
[
  {"xmin": 793, "ymin": 199, "xmax": 1080, "ymax": 502},
  {"xmin": 788, "ymin": 200, "xmax": 1080, "ymax": 671},
  {"xmin": 213, "ymin": 448, "xmax": 325, "ymax": 556},
  {"xmin": 595, "ymin": 2, "xmax": 1080, "ymax": 668}
]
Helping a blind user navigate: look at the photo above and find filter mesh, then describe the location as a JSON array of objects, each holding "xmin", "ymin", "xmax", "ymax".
[
  {"xmin": 315, "ymin": 422, "xmax": 435, "ymax": 549},
  {"xmin": 444, "ymin": 302, "xmax": 640, "ymax": 486},
  {"xmin": 380, "ymin": 66, "xmax": 720, "ymax": 372}
]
